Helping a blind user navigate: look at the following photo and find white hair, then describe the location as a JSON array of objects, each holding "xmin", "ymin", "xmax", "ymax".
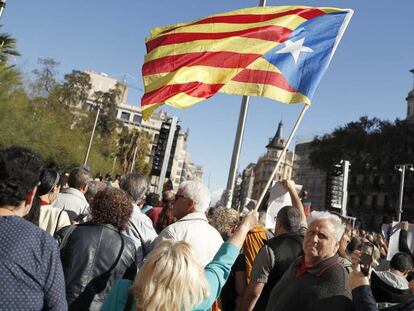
[
  {"xmin": 179, "ymin": 181, "xmax": 211, "ymax": 213},
  {"xmin": 307, "ymin": 211, "xmax": 345, "ymax": 241}
]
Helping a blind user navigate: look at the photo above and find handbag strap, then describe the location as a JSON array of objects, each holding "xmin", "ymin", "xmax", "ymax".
[
  {"xmin": 60, "ymin": 224, "xmax": 77, "ymax": 250},
  {"xmin": 53, "ymin": 209, "xmax": 64, "ymax": 236}
]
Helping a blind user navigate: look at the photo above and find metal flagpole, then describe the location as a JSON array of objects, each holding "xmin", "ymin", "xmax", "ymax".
[
  {"xmin": 225, "ymin": 0, "xmax": 267, "ymax": 209},
  {"xmin": 255, "ymin": 104, "xmax": 309, "ymax": 210}
]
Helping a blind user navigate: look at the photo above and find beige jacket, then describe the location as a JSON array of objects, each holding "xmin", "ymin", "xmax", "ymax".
[{"xmin": 39, "ymin": 204, "xmax": 71, "ymax": 236}]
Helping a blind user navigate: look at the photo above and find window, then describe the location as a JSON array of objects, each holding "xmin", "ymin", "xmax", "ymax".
[
  {"xmin": 133, "ymin": 114, "xmax": 142, "ymax": 124},
  {"xmin": 120, "ymin": 111, "xmax": 131, "ymax": 121},
  {"xmin": 371, "ymin": 195, "xmax": 378, "ymax": 208}
]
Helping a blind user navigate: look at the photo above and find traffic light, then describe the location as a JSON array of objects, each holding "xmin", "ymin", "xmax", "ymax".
[{"xmin": 326, "ymin": 164, "xmax": 344, "ymax": 210}]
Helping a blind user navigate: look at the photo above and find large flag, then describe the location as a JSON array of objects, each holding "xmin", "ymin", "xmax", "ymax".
[{"xmin": 141, "ymin": 6, "xmax": 353, "ymax": 119}]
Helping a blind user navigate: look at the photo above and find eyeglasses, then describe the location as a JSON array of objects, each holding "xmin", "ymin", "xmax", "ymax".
[{"xmin": 175, "ymin": 194, "xmax": 187, "ymax": 201}]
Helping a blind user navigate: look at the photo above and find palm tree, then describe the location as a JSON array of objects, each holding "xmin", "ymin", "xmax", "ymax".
[
  {"xmin": 0, "ymin": 28, "xmax": 21, "ymax": 101},
  {"xmin": 0, "ymin": 27, "xmax": 20, "ymax": 63}
]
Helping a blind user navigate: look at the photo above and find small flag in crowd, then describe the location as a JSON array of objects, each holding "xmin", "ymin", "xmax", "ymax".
[{"xmin": 141, "ymin": 6, "xmax": 353, "ymax": 119}]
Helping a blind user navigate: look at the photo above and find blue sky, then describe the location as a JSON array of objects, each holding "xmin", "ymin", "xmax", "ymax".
[{"xmin": 3, "ymin": 1, "xmax": 414, "ymax": 194}]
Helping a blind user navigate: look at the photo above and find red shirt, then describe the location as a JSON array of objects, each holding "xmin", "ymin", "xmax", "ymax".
[
  {"xmin": 145, "ymin": 206, "xmax": 163, "ymax": 226},
  {"xmin": 296, "ymin": 256, "xmax": 313, "ymax": 278}
]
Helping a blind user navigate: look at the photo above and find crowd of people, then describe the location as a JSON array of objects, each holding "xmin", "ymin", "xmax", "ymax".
[{"xmin": 1, "ymin": 145, "xmax": 414, "ymax": 311}]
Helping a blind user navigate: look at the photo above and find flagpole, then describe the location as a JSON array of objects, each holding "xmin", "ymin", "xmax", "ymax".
[
  {"xmin": 255, "ymin": 104, "xmax": 309, "ymax": 211},
  {"xmin": 225, "ymin": 0, "xmax": 267, "ymax": 209}
]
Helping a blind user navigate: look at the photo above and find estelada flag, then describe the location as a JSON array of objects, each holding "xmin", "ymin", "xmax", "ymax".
[{"xmin": 141, "ymin": 6, "xmax": 353, "ymax": 119}]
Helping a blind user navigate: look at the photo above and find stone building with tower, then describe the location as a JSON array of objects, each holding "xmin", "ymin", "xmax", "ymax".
[{"xmin": 247, "ymin": 121, "xmax": 294, "ymax": 202}]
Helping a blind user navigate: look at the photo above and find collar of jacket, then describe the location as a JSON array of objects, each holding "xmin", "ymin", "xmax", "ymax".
[
  {"xmin": 62, "ymin": 187, "xmax": 87, "ymax": 202},
  {"xmin": 297, "ymin": 254, "xmax": 341, "ymax": 277},
  {"xmin": 177, "ymin": 211, "xmax": 208, "ymax": 222}
]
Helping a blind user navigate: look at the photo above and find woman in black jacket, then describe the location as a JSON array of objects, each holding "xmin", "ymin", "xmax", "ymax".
[{"xmin": 57, "ymin": 187, "xmax": 137, "ymax": 311}]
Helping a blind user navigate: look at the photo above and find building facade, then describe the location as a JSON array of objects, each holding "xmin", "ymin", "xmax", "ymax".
[
  {"xmin": 239, "ymin": 163, "xmax": 256, "ymax": 210},
  {"xmin": 83, "ymin": 71, "xmax": 202, "ymax": 191},
  {"xmin": 293, "ymin": 141, "xmax": 327, "ymax": 211},
  {"xmin": 250, "ymin": 122, "xmax": 294, "ymax": 201}
]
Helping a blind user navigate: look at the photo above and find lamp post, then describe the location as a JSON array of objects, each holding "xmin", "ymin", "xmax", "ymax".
[
  {"xmin": 0, "ymin": 0, "xmax": 6, "ymax": 19},
  {"xmin": 84, "ymin": 103, "xmax": 102, "ymax": 166},
  {"xmin": 395, "ymin": 164, "xmax": 414, "ymax": 222}
]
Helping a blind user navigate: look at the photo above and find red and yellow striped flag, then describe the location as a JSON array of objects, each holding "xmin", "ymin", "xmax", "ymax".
[{"xmin": 141, "ymin": 6, "xmax": 352, "ymax": 119}]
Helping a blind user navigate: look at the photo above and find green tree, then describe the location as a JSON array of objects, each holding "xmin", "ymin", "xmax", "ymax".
[
  {"xmin": 0, "ymin": 27, "xmax": 20, "ymax": 62},
  {"xmin": 0, "ymin": 29, "xmax": 21, "ymax": 102},
  {"xmin": 30, "ymin": 58, "xmax": 60, "ymax": 98},
  {"xmin": 58, "ymin": 70, "xmax": 92, "ymax": 107},
  {"xmin": 309, "ymin": 116, "xmax": 414, "ymax": 227},
  {"xmin": 118, "ymin": 127, "xmax": 152, "ymax": 175}
]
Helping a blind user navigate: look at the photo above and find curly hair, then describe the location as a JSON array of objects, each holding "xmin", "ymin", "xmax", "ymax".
[
  {"xmin": 0, "ymin": 146, "xmax": 44, "ymax": 207},
  {"xmin": 208, "ymin": 206, "xmax": 240, "ymax": 241},
  {"xmin": 89, "ymin": 188, "xmax": 132, "ymax": 231}
]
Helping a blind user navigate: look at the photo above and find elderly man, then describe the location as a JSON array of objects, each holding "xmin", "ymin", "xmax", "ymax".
[
  {"xmin": 120, "ymin": 173, "xmax": 158, "ymax": 269},
  {"xmin": 154, "ymin": 180, "xmax": 223, "ymax": 266},
  {"xmin": 241, "ymin": 180, "xmax": 306, "ymax": 311},
  {"xmin": 265, "ymin": 211, "xmax": 353, "ymax": 311}
]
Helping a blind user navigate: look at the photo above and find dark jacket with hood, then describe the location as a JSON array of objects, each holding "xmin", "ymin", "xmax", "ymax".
[
  {"xmin": 371, "ymin": 270, "xmax": 414, "ymax": 303},
  {"xmin": 353, "ymin": 285, "xmax": 414, "ymax": 311},
  {"xmin": 57, "ymin": 223, "xmax": 137, "ymax": 311}
]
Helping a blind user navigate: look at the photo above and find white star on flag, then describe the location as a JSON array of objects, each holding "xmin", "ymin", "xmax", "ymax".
[{"xmin": 275, "ymin": 37, "xmax": 313, "ymax": 63}]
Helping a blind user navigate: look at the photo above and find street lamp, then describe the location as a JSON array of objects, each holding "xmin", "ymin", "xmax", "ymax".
[
  {"xmin": 395, "ymin": 163, "xmax": 414, "ymax": 222},
  {"xmin": 83, "ymin": 103, "xmax": 102, "ymax": 166},
  {"xmin": 0, "ymin": 0, "xmax": 6, "ymax": 19}
]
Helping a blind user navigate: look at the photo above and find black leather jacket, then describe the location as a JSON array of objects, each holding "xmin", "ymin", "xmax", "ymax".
[{"xmin": 57, "ymin": 223, "xmax": 137, "ymax": 311}]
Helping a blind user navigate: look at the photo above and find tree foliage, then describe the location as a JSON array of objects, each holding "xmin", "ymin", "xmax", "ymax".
[
  {"xmin": 118, "ymin": 127, "xmax": 152, "ymax": 176},
  {"xmin": 310, "ymin": 116, "xmax": 414, "ymax": 173},
  {"xmin": 309, "ymin": 116, "xmax": 414, "ymax": 227},
  {"xmin": 0, "ymin": 37, "xmax": 151, "ymax": 177}
]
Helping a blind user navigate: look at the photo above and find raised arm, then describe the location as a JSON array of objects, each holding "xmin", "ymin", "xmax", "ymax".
[{"xmin": 282, "ymin": 180, "xmax": 306, "ymax": 225}]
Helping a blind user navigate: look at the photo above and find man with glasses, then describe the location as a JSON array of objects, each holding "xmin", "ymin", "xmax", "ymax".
[{"xmin": 154, "ymin": 180, "xmax": 223, "ymax": 267}]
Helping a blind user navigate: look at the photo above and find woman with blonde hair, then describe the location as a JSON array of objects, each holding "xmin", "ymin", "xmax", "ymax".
[{"xmin": 102, "ymin": 211, "xmax": 258, "ymax": 311}]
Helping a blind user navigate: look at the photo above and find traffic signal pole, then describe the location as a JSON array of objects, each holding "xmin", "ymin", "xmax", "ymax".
[{"xmin": 157, "ymin": 116, "xmax": 178, "ymax": 195}]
